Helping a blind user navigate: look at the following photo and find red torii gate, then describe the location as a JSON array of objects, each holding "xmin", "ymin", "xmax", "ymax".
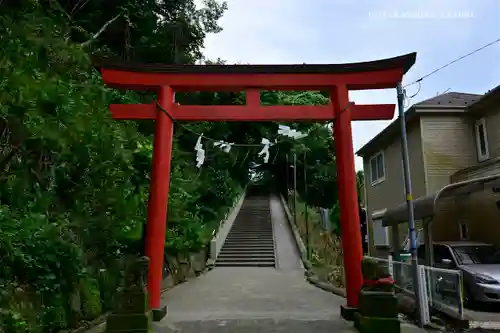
[{"xmin": 94, "ymin": 52, "xmax": 416, "ymax": 320}]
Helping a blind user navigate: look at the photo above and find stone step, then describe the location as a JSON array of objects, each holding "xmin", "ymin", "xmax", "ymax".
[
  {"xmin": 219, "ymin": 248, "xmax": 275, "ymax": 253},
  {"xmin": 220, "ymin": 248, "xmax": 275, "ymax": 252},
  {"xmin": 225, "ymin": 240, "xmax": 274, "ymax": 243},
  {"xmin": 217, "ymin": 255, "xmax": 276, "ymax": 260},
  {"xmin": 228, "ymin": 231, "xmax": 272, "ymax": 233},
  {"xmin": 228, "ymin": 228, "xmax": 272, "ymax": 230},
  {"xmin": 217, "ymin": 252, "xmax": 275, "ymax": 260},
  {"xmin": 227, "ymin": 234, "xmax": 272, "ymax": 237},
  {"xmin": 224, "ymin": 239, "xmax": 274, "ymax": 243},
  {"xmin": 225, "ymin": 236, "xmax": 273, "ymax": 239},
  {"xmin": 230, "ymin": 223, "xmax": 271, "ymax": 226},
  {"xmin": 223, "ymin": 239, "xmax": 274, "ymax": 247},
  {"xmin": 218, "ymin": 255, "xmax": 275, "ymax": 260},
  {"xmin": 222, "ymin": 247, "xmax": 274, "ymax": 252},
  {"xmin": 226, "ymin": 232, "xmax": 272, "ymax": 237},
  {"xmin": 223, "ymin": 243, "xmax": 274, "ymax": 248},
  {"xmin": 230, "ymin": 225, "xmax": 272, "ymax": 227},
  {"xmin": 229, "ymin": 227, "xmax": 272, "ymax": 230},
  {"xmin": 215, "ymin": 261, "xmax": 275, "ymax": 267},
  {"xmin": 222, "ymin": 246, "xmax": 274, "ymax": 250},
  {"xmin": 224, "ymin": 236, "xmax": 272, "ymax": 241},
  {"xmin": 216, "ymin": 195, "xmax": 275, "ymax": 268},
  {"xmin": 228, "ymin": 231, "xmax": 272, "ymax": 234},
  {"xmin": 227, "ymin": 232, "xmax": 273, "ymax": 235},
  {"xmin": 227, "ymin": 230, "xmax": 273, "ymax": 233},
  {"xmin": 232, "ymin": 224, "xmax": 270, "ymax": 227},
  {"xmin": 216, "ymin": 258, "xmax": 276, "ymax": 263},
  {"xmin": 238, "ymin": 211, "xmax": 271, "ymax": 213}
]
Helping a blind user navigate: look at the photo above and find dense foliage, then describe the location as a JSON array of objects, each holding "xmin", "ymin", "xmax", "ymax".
[{"xmin": 0, "ymin": 2, "xmax": 344, "ymax": 333}]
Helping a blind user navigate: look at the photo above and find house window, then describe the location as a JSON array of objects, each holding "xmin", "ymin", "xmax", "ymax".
[
  {"xmin": 370, "ymin": 152, "xmax": 385, "ymax": 185},
  {"xmin": 372, "ymin": 218, "xmax": 389, "ymax": 246},
  {"xmin": 475, "ymin": 118, "xmax": 489, "ymax": 161}
]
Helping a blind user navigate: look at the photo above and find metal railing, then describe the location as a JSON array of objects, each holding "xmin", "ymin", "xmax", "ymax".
[
  {"xmin": 392, "ymin": 259, "xmax": 414, "ymax": 293},
  {"xmin": 422, "ymin": 265, "xmax": 464, "ymax": 319},
  {"xmin": 363, "ymin": 255, "xmax": 464, "ymax": 325}
]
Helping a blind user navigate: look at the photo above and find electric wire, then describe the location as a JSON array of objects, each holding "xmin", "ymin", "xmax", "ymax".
[{"xmin": 403, "ymin": 37, "xmax": 500, "ymax": 88}]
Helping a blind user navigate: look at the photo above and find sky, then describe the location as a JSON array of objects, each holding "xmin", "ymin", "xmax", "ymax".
[{"xmin": 196, "ymin": 0, "xmax": 500, "ymax": 170}]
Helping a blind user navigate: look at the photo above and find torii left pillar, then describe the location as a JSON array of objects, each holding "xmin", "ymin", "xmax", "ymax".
[{"xmin": 144, "ymin": 86, "xmax": 174, "ymax": 320}]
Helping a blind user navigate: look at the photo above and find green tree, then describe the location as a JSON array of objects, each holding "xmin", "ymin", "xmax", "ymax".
[{"xmin": 0, "ymin": 3, "xmax": 347, "ymax": 333}]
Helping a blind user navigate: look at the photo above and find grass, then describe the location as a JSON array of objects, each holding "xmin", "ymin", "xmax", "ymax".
[{"xmin": 287, "ymin": 194, "xmax": 345, "ymax": 288}]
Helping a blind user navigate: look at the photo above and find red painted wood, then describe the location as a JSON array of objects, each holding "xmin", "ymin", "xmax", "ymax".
[
  {"xmin": 246, "ymin": 89, "xmax": 260, "ymax": 108},
  {"xmin": 145, "ymin": 86, "xmax": 174, "ymax": 311},
  {"xmin": 101, "ymin": 68, "xmax": 404, "ymax": 91},
  {"xmin": 109, "ymin": 103, "xmax": 395, "ymax": 121},
  {"xmin": 332, "ymin": 85, "xmax": 364, "ymax": 308},
  {"xmin": 174, "ymin": 105, "xmax": 331, "ymax": 121},
  {"xmin": 350, "ymin": 104, "xmax": 394, "ymax": 120}
]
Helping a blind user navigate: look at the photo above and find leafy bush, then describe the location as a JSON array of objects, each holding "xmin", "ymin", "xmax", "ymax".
[
  {"xmin": 0, "ymin": 3, "xmax": 345, "ymax": 333},
  {"xmin": 0, "ymin": 3, "xmax": 249, "ymax": 331}
]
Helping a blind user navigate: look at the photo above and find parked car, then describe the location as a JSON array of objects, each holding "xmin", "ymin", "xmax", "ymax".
[{"xmin": 417, "ymin": 241, "xmax": 500, "ymax": 305}]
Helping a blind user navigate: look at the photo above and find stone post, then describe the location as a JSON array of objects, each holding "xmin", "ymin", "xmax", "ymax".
[{"xmin": 106, "ymin": 256, "xmax": 152, "ymax": 333}]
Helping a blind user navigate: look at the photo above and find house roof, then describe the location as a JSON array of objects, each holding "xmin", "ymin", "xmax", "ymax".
[
  {"xmin": 468, "ymin": 84, "xmax": 500, "ymax": 111},
  {"xmin": 416, "ymin": 92, "xmax": 481, "ymax": 107},
  {"xmin": 355, "ymin": 91, "xmax": 482, "ymax": 158}
]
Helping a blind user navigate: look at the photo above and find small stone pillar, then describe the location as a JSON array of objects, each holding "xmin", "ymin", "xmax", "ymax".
[
  {"xmin": 354, "ymin": 258, "xmax": 401, "ymax": 333},
  {"xmin": 106, "ymin": 256, "xmax": 152, "ymax": 333}
]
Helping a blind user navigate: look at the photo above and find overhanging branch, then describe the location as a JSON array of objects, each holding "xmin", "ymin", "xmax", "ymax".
[{"xmin": 81, "ymin": 13, "xmax": 122, "ymax": 48}]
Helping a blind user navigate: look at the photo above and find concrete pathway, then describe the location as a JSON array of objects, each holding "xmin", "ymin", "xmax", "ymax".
[
  {"xmin": 155, "ymin": 195, "xmax": 427, "ymax": 332},
  {"xmin": 270, "ymin": 195, "xmax": 303, "ymax": 270},
  {"xmin": 156, "ymin": 268, "xmax": 354, "ymax": 332}
]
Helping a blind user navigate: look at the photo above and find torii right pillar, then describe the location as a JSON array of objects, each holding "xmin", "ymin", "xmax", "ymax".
[{"xmin": 332, "ymin": 85, "xmax": 364, "ymax": 320}]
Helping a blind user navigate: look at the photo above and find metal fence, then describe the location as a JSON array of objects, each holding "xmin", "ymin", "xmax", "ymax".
[
  {"xmin": 318, "ymin": 208, "xmax": 330, "ymax": 231},
  {"xmin": 392, "ymin": 259, "xmax": 414, "ymax": 293},
  {"xmin": 422, "ymin": 265, "xmax": 464, "ymax": 319},
  {"xmin": 363, "ymin": 255, "xmax": 464, "ymax": 325}
]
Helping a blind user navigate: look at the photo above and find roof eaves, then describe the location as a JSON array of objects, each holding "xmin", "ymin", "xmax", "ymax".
[
  {"xmin": 415, "ymin": 104, "xmax": 469, "ymax": 110},
  {"xmin": 355, "ymin": 106, "xmax": 417, "ymax": 157},
  {"xmin": 468, "ymin": 85, "xmax": 500, "ymax": 112}
]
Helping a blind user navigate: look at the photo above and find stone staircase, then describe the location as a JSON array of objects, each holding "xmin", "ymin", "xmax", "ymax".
[{"xmin": 216, "ymin": 191, "xmax": 276, "ymax": 267}]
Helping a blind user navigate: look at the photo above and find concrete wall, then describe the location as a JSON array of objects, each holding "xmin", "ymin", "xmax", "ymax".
[
  {"xmin": 363, "ymin": 121, "xmax": 425, "ymax": 253},
  {"xmin": 209, "ymin": 191, "xmax": 246, "ymax": 261},
  {"xmin": 420, "ymin": 115, "xmax": 477, "ymax": 194}
]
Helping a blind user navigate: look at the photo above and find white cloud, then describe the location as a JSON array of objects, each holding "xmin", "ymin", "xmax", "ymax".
[{"xmin": 199, "ymin": 0, "xmax": 500, "ymax": 170}]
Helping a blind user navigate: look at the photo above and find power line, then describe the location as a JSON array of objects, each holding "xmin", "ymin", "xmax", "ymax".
[{"xmin": 403, "ymin": 37, "xmax": 500, "ymax": 88}]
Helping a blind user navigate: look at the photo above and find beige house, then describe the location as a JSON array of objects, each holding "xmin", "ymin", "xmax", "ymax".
[{"xmin": 356, "ymin": 86, "xmax": 500, "ymax": 256}]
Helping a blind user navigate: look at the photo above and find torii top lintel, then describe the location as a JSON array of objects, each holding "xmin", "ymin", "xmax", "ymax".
[
  {"xmin": 93, "ymin": 52, "xmax": 416, "ymax": 92},
  {"xmin": 94, "ymin": 52, "xmax": 416, "ymax": 122}
]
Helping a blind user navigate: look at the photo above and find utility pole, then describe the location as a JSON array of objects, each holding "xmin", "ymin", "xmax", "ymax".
[
  {"xmin": 285, "ymin": 154, "xmax": 289, "ymax": 202},
  {"xmin": 396, "ymin": 82, "xmax": 423, "ymax": 326},
  {"xmin": 304, "ymin": 151, "xmax": 309, "ymax": 260},
  {"xmin": 293, "ymin": 153, "xmax": 297, "ymax": 227}
]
